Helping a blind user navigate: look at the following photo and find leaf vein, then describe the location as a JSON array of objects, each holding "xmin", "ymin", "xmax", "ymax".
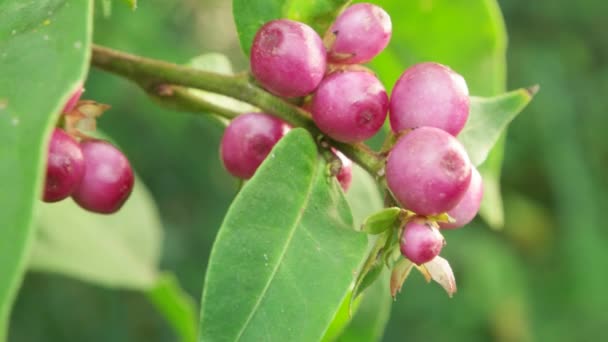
[{"xmin": 233, "ymin": 158, "xmax": 320, "ymax": 341}]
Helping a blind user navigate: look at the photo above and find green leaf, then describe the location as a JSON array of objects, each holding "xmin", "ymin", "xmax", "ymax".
[
  {"xmin": 29, "ymin": 174, "xmax": 163, "ymax": 290},
  {"xmin": 336, "ymin": 271, "xmax": 391, "ymax": 342},
  {"xmin": 187, "ymin": 53, "xmax": 256, "ymax": 115},
  {"xmin": 123, "ymin": 0, "xmax": 137, "ymax": 10},
  {"xmin": 199, "ymin": 129, "xmax": 367, "ymax": 341},
  {"xmin": 371, "ymin": 0, "xmax": 507, "ymax": 96},
  {"xmin": 232, "ymin": 0, "xmax": 350, "ymax": 56},
  {"xmin": 360, "ymin": 207, "xmax": 401, "ymax": 235},
  {"xmin": 330, "ymin": 165, "xmax": 391, "ymax": 341},
  {"xmin": 0, "ymin": 0, "xmax": 92, "ymax": 333},
  {"xmin": 344, "ymin": 165, "xmax": 383, "ymax": 227},
  {"xmin": 147, "ymin": 273, "xmax": 198, "ymax": 342},
  {"xmin": 478, "ymin": 134, "xmax": 506, "ymax": 228},
  {"xmin": 320, "ymin": 291, "xmax": 362, "ymax": 342},
  {"xmin": 460, "ymin": 88, "xmax": 537, "ymax": 166}
]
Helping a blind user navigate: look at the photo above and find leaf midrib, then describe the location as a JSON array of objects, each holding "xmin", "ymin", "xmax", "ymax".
[{"xmin": 233, "ymin": 158, "xmax": 320, "ymax": 341}]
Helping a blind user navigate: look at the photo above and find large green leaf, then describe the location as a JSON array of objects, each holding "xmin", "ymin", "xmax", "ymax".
[
  {"xmin": 371, "ymin": 0, "xmax": 506, "ymax": 95},
  {"xmin": 199, "ymin": 129, "xmax": 367, "ymax": 341},
  {"xmin": 370, "ymin": 0, "xmax": 510, "ymax": 227},
  {"xmin": 29, "ymin": 175, "xmax": 163, "ymax": 289},
  {"xmin": 232, "ymin": 0, "xmax": 350, "ymax": 56},
  {"xmin": 461, "ymin": 88, "xmax": 536, "ymax": 166},
  {"xmin": 0, "ymin": 0, "xmax": 92, "ymax": 334}
]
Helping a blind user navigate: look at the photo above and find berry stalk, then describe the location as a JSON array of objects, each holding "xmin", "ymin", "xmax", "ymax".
[{"xmin": 90, "ymin": 44, "xmax": 384, "ymax": 175}]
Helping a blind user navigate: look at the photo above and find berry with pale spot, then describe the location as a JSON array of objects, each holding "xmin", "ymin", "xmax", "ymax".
[
  {"xmin": 386, "ymin": 127, "xmax": 472, "ymax": 215},
  {"xmin": 311, "ymin": 71, "xmax": 388, "ymax": 143}
]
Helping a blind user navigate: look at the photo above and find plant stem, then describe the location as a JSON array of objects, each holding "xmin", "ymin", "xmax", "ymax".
[{"xmin": 90, "ymin": 45, "xmax": 384, "ymax": 175}]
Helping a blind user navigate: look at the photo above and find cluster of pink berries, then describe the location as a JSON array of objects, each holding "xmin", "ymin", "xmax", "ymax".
[
  {"xmin": 221, "ymin": 3, "xmax": 483, "ymax": 266},
  {"xmin": 42, "ymin": 87, "xmax": 134, "ymax": 214}
]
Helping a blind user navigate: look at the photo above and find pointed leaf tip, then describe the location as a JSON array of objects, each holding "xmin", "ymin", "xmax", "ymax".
[
  {"xmin": 460, "ymin": 88, "xmax": 535, "ymax": 166},
  {"xmin": 526, "ymin": 84, "xmax": 540, "ymax": 96},
  {"xmin": 422, "ymin": 256, "xmax": 457, "ymax": 297},
  {"xmin": 390, "ymin": 258, "xmax": 414, "ymax": 298}
]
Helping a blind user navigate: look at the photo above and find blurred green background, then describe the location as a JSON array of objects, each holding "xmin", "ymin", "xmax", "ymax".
[{"xmin": 9, "ymin": 0, "xmax": 608, "ymax": 341}]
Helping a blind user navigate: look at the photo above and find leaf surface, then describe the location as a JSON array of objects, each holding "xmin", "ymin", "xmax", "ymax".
[
  {"xmin": 461, "ymin": 88, "xmax": 537, "ymax": 166},
  {"xmin": 29, "ymin": 175, "xmax": 163, "ymax": 289},
  {"xmin": 199, "ymin": 129, "xmax": 367, "ymax": 341},
  {"xmin": 0, "ymin": 0, "xmax": 93, "ymax": 334}
]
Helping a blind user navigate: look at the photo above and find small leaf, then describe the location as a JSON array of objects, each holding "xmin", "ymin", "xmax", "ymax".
[
  {"xmin": 232, "ymin": 0, "xmax": 350, "ymax": 56},
  {"xmin": 351, "ymin": 232, "xmax": 389, "ymax": 304},
  {"xmin": 29, "ymin": 174, "xmax": 163, "ymax": 290},
  {"xmin": 147, "ymin": 273, "xmax": 198, "ymax": 342},
  {"xmin": 390, "ymin": 258, "xmax": 414, "ymax": 298},
  {"xmin": 360, "ymin": 207, "xmax": 401, "ymax": 234},
  {"xmin": 356, "ymin": 262, "xmax": 384, "ymax": 298},
  {"xmin": 420, "ymin": 256, "xmax": 457, "ymax": 297},
  {"xmin": 459, "ymin": 87, "xmax": 537, "ymax": 166},
  {"xmin": 479, "ymin": 144, "xmax": 506, "ymax": 228},
  {"xmin": 199, "ymin": 129, "xmax": 367, "ymax": 342},
  {"xmin": 344, "ymin": 165, "xmax": 383, "ymax": 227},
  {"xmin": 187, "ymin": 53, "xmax": 256, "ymax": 115}
]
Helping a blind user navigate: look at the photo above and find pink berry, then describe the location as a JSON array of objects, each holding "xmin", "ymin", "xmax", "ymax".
[
  {"xmin": 386, "ymin": 127, "xmax": 472, "ymax": 215},
  {"xmin": 389, "ymin": 62, "xmax": 469, "ymax": 136},
  {"xmin": 311, "ymin": 71, "xmax": 388, "ymax": 143},
  {"xmin": 43, "ymin": 128, "xmax": 85, "ymax": 202},
  {"xmin": 251, "ymin": 19, "xmax": 326, "ymax": 97},
  {"xmin": 72, "ymin": 140, "xmax": 134, "ymax": 214},
  {"xmin": 400, "ymin": 220, "xmax": 445, "ymax": 265},
  {"xmin": 220, "ymin": 113, "xmax": 287, "ymax": 179},
  {"xmin": 335, "ymin": 151, "xmax": 352, "ymax": 192},
  {"xmin": 440, "ymin": 167, "xmax": 484, "ymax": 229},
  {"xmin": 326, "ymin": 3, "xmax": 392, "ymax": 64},
  {"xmin": 62, "ymin": 85, "xmax": 83, "ymax": 113}
]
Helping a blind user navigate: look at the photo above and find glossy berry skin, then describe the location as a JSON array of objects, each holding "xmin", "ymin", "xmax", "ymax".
[
  {"xmin": 312, "ymin": 71, "xmax": 388, "ymax": 143},
  {"xmin": 326, "ymin": 3, "xmax": 392, "ymax": 64},
  {"xmin": 335, "ymin": 151, "xmax": 352, "ymax": 192},
  {"xmin": 251, "ymin": 19, "xmax": 326, "ymax": 98},
  {"xmin": 389, "ymin": 62, "xmax": 469, "ymax": 136},
  {"xmin": 400, "ymin": 220, "xmax": 445, "ymax": 265},
  {"xmin": 386, "ymin": 127, "xmax": 472, "ymax": 215},
  {"xmin": 72, "ymin": 140, "xmax": 134, "ymax": 214},
  {"xmin": 62, "ymin": 85, "xmax": 83, "ymax": 113},
  {"xmin": 220, "ymin": 113, "xmax": 287, "ymax": 179},
  {"xmin": 43, "ymin": 129, "xmax": 85, "ymax": 202},
  {"xmin": 440, "ymin": 166, "xmax": 484, "ymax": 229}
]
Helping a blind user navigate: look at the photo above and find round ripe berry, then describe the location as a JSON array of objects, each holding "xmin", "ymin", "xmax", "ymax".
[
  {"xmin": 251, "ymin": 19, "xmax": 326, "ymax": 98},
  {"xmin": 220, "ymin": 113, "xmax": 287, "ymax": 179},
  {"xmin": 72, "ymin": 140, "xmax": 134, "ymax": 214},
  {"xmin": 43, "ymin": 128, "xmax": 85, "ymax": 202},
  {"xmin": 325, "ymin": 3, "xmax": 392, "ymax": 64},
  {"xmin": 400, "ymin": 220, "xmax": 445, "ymax": 265},
  {"xmin": 335, "ymin": 151, "xmax": 352, "ymax": 192},
  {"xmin": 311, "ymin": 71, "xmax": 388, "ymax": 143},
  {"xmin": 386, "ymin": 127, "xmax": 472, "ymax": 215},
  {"xmin": 440, "ymin": 166, "xmax": 484, "ymax": 229},
  {"xmin": 389, "ymin": 62, "xmax": 469, "ymax": 136},
  {"xmin": 62, "ymin": 85, "xmax": 83, "ymax": 113}
]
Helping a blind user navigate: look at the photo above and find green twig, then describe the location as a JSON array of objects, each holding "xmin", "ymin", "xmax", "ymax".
[{"xmin": 90, "ymin": 44, "xmax": 384, "ymax": 175}]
